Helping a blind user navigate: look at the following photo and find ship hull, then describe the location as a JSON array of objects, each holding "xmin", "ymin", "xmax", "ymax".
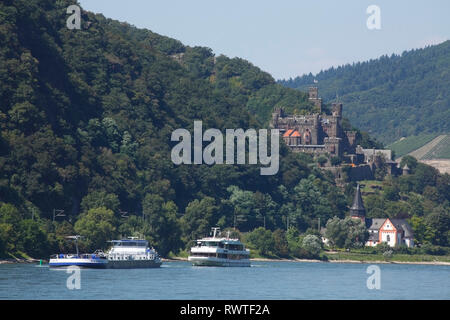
[
  {"xmin": 106, "ymin": 260, "xmax": 162, "ymax": 269},
  {"xmin": 49, "ymin": 258, "xmax": 108, "ymax": 269},
  {"xmin": 188, "ymin": 256, "xmax": 250, "ymax": 267}
]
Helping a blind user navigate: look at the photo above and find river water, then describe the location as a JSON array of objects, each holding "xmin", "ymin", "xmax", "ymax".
[{"xmin": 0, "ymin": 261, "xmax": 448, "ymax": 299}]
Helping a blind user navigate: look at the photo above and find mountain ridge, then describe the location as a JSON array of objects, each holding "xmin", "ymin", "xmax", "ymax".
[{"xmin": 278, "ymin": 41, "xmax": 450, "ymax": 144}]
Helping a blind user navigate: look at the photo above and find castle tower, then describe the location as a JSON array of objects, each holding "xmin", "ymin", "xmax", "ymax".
[
  {"xmin": 308, "ymin": 87, "xmax": 322, "ymax": 113},
  {"xmin": 332, "ymin": 103, "xmax": 343, "ymax": 118},
  {"xmin": 350, "ymin": 184, "xmax": 366, "ymax": 222},
  {"xmin": 271, "ymin": 107, "xmax": 283, "ymax": 128}
]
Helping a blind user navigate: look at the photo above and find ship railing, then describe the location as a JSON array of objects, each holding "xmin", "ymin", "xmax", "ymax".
[
  {"xmin": 50, "ymin": 253, "xmax": 106, "ymax": 260},
  {"xmin": 107, "ymin": 253, "xmax": 157, "ymax": 260}
]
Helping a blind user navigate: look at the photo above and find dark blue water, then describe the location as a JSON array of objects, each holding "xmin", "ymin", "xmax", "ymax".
[{"xmin": 0, "ymin": 261, "xmax": 449, "ymax": 299}]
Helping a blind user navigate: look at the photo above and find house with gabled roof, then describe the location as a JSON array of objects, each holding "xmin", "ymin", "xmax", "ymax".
[{"xmin": 350, "ymin": 184, "xmax": 414, "ymax": 248}]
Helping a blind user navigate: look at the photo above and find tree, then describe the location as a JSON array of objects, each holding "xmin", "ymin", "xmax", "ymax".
[
  {"xmin": 317, "ymin": 155, "xmax": 328, "ymax": 167},
  {"xmin": 286, "ymin": 227, "xmax": 302, "ymax": 256},
  {"xmin": 325, "ymin": 217, "xmax": 347, "ymax": 248},
  {"xmin": 226, "ymin": 186, "xmax": 256, "ymax": 231},
  {"xmin": 74, "ymin": 207, "xmax": 117, "ymax": 251},
  {"xmin": 19, "ymin": 219, "xmax": 49, "ymax": 258},
  {"xmin": 325, "ymin": 217, "xmax": 368, "ymax": 249},
  {"xmin": 181, "ymin": 197, "xmax": 217, "ymax": 244},
  {"xmin": 330, "ymin": 156, "xmax": 341, "ymax": 166},
  {"xmin": 0, "ymin": 223, "xmax": 13, "ymax": 257},
  {"xmin": 80, "ymin": 191, "xmax": 120, "ymax": 213},
  {"xmin": 118, "ymin": 215, "xmax": 145, "ymax": 238},
  {"xmin": 425, "ymin": 206, "xmax": 450, "ymax": 247},
  {"xmin": 272, "ymin": 229, "xmax": 289, "ymax": 257},
  {"xmin": 0, "ymin": 204, "xmax": 22, "ymax": 253},
  {"xmin": 246, "ymin": 227, "xmax": 275, "ymax": 256},
  {"xmin": 292, "ymin": 176, "xmax": 333, "ymax": 231},
  {"xmin": 374, "ymin": 153, "xmax": 388, "ymax": 180},
  {"xmin": 409, "ymin": 215, "xmax": 434, "ymax": 246},
  {"xmin": 383, "ymin": 184, "xmax": 400, "ymax": 201},
  {"xmin": 142, "ymin": 194, "xmax": 182, "ymax": 256},
  {"xmin": 400, "ymin": 156, "xmax": 418, "ymax": 173},
  {"xmin": 412, "ymin": 163, "xmax": 439, "ymax": 194},
  {"xmin": 301, "ymin": 234, "xmax": 322, "ymax": 257}
]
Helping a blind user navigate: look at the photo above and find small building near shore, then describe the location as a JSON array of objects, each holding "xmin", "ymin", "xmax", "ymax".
[{"xmin": 350, "ymin": 184, "xmax": 414, "ymax": 248}]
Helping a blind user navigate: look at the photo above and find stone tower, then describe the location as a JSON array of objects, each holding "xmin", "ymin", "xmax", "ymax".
[
  {"xmin": 350, "ymin": 184, "xmax": 366, "ymax": 222},
  {"xmin": 308, "ymin": 87, "xmax": 322, "ymax": 113},
  {"xmin": 271, "ymin": 107, "xmax": 283, "ymax": 128},
  {"xmin": 332, "ymin": 102, "xmax": 343, "ymax": 118},
  {"xmin": 402, "ymin": 164, "xmax": 410, "ymax": 175}
]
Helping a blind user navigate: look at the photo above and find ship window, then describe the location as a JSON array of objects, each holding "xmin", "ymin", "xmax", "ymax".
[{"xmin": 203, "ymin": 241, "xmax": 218, "ymax": 247}]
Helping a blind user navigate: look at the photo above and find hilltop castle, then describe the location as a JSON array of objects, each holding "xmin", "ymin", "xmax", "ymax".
[
  {"xmin": 271, "ymin": 87, "xmax": 402, "ymax": 181},
  {"xmin": 271, "ymin": 87, "xmax": 357, "ymax": 157}
]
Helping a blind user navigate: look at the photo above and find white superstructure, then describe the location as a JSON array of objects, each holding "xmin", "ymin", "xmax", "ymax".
[
  {"xmin": 188, "ymin": 228, "xmax": 250, "ymax": 267},
  {"xmin": 106, "ymin": 238, "xmax": 162, "ymax": 268}
]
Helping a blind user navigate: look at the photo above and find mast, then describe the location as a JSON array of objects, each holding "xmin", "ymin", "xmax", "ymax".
[
  {"xmin": 66, "ymin": 235, "xmax": 82, "ymax": 256},
  {"xmin": 211, "ymin": 227, "xmax": 220, "ymax": 238}
]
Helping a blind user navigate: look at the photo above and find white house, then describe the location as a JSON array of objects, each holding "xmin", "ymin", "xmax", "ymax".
[
  {"xmin": 351, "ymin": 184, "xmax": 414, "ymax": 248},
  {"xmin": 366, "ymin": 217, "xmax": 414, "ymax": 248}
]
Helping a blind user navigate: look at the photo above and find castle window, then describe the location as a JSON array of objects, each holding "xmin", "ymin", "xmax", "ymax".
[{"xmin": 386, "ymin": 235, "xmax": 390, "ymax": 242}]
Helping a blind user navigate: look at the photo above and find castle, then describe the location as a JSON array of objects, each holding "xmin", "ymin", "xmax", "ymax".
[
  {"xmin": 271, "ymin": 87, "xmax": 403, "ymax": 181},
  {"xmin": 271, "ymin": 87, "xmax": 357, "ymax": 158}
]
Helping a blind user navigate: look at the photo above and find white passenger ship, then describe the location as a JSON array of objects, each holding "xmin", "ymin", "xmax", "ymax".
[
  {"xmin": 188, "ymin": 227, "xmax": 250, "ymax": 267},
  {"xmin": 105, "ymin": 238, "xmax": 162, "ymax": 269}
]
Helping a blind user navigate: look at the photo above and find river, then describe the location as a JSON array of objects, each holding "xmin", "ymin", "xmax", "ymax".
[{"xmin": 0, "ymin": 261, "xmax": 449, "ymax": 299}]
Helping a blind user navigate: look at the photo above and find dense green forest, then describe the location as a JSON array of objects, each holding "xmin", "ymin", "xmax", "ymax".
[
  {"xmin": 0, "ymin": 0, "xmax": 341, "ymax": 258},
  {"xmin": 279, "ymin": 41, "xmax": 450, "ymax": 144},
  {"xmin": 0, "ymin": 0, "xmax": 448, "ymax": 260}
]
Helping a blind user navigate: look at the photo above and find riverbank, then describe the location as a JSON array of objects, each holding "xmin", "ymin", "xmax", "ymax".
[
  {"xmin": 250, "ymin": 257, "xmax": 450, "ymax": 266},
  {"xmin": 162, "ymin": 256, "xmax": 450, "ymax": 266},
  {"xmin": 0, "ymin": 258, "xmax": 43, "ymax": 264}
]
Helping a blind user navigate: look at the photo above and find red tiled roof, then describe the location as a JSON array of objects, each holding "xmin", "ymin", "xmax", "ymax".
[
  {"xmin": 283, "ymin": 129, "xmax": 294, "ymax": 137},
  {"xmin": 290, "ymin": 130, "xmax": 301, "ymax": 137}
]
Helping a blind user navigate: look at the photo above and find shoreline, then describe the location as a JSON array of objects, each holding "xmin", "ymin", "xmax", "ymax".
[
  {"xmin": 0, "ymin": 258, "xmax": 43, "ymax": 265},
  {"xmin": 249, "ymin": 257, "xmax": 450, "ymax": 266},
  {"xmin": 163, "ymin": 256, "xmax": 450, "ymax": 266}
]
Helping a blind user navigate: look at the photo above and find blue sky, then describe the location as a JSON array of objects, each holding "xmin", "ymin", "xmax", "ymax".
[{"xmin": 79, "ymin": 0, "xmax": 449, "ymax": 80}]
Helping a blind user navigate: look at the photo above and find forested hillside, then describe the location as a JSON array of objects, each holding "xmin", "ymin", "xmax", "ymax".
[
  {"xmin": 279, "ymin": 41, "xmax": 450, "ymax": 144},
  {"xmin": 0, "ymin": 0, "xmax": 346, "ymax": 258},
  {"xmin": 0, "ymin": 1, "xmax": 448, "ymax": 260}
]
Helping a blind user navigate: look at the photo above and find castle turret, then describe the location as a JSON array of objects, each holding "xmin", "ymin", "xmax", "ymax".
[
  {"xmin": 332, "ymin": 102, "xmax": 343, "ymax": 118},
  {"xmin": 308, "ymin": 87, "xmax": 322, "ymax": 113},
  {"xmin": 350, "ymin": 184, "xmax": 366, "ymax": 222},
  {"xmin": 402, "ymin": 164, "xmax": 410, "ymax": 176},
  {"xmin": 271, "ymin": 107, "xmax": 283, "ymax": 128}
]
